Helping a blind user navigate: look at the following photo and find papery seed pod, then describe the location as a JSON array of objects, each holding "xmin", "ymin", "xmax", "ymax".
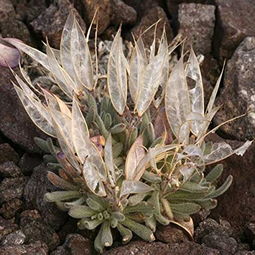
[
  {"xmin": 101, "ymin": 221, "xmax": 113, "ymax": 247},
  {"xmin": 110, "ymin": 123, "xmax": 126, "ymax": 134},
  {"xmin": 117, "ymin": 223, "xmax": 133, "ymax": 243},
  {"xmin": 78, "ymin": 218, "xmax": 103, "ymax": 230},
  {"xmin": 44, "ymin": 191, "xmax": 81, "ymax": 202},
  {"xmin": 68, "ymin": 205, "xmax": 96, "ymax": 218},
  {"xmin": 122, "ymin": 218, "xmax": 155, "ymax": 242}
]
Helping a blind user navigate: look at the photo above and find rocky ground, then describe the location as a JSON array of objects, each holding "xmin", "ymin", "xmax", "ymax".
[{"xmin": 0, "ymin": 0, "xmax": 255, "ymax": 254}]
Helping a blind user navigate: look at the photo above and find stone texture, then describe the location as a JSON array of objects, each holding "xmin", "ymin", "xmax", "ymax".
[
  {"xmin": 11, "ymin": 0, "xmax": 48, "ymax": 22},
  {"xmin": 0, "ymin": 161, "xmax": 22, "ymax": 177},
  {"xmin": 0, "ymin": 198, "xmax": 23, "ymax": 219},
  {"xmin": 31, "ymin": 0, "xmax": 86, "ymax": 48},
  {"xmin": 130, "ymin": 6, "xmax": 173, "ymax": 47},
  {"xmin": 51, "ymin": 234, "xmax": 92, "ymax": 255},
  {"xmin": 214, "ymin": 37, "xmax": 255, "ymax": 140},
  {"xmin": 104, "ymin": 240, "xmax": 220, "ymax": 255},
  {"xmin": 81, "ymin": 0, "xmax": 111, "ymax": 35},
  {"xmin": 0, "ymin": 216, "xmax": 18, "ymax": 239},
  {"xmin": 0, "ymin": 144, "xmax": 19, "ymax": 164},
  {"xmin": 0, "ymin": 68, "xmax": 46, "ymax": 152},
  {"xmin": 245, "ymin": 222, "xmax": 255, "ymax": 250},
  {"xmin": 155, "ymin": 224, "xmax": 189, "ymax": 243},
  {"xmin": 24, "ymin": 164, "xmax": 67, "ymax": 230},
  {"xmin": 210, "ymin": 140, "xmax": 255, "ymax": 234},
  {"xmin": 178, "ymin": 3, "xmax": 215, "ymax": 55},
  {"xmin": 111, "ymin": 0, "xmax": 137, "ymax": 26},
  {"xmin": 0, "ymin": 240, "xmax": 48, "ymax": 255},
  {"xmin": 20, "ymin": 210, "xmax": 60, "ymax": 251},
  {"xmin": 0, "ymin": 230, "xmax": 26, "ymax": 246},
  {"xmin": 0, "ymin": 176, "xmax": 28, "ymax": 203},
  {"xmin": 166, "ymin": 0, "xmax": 213, "ymax": 19},
  {"xmin": 18, "ymin": 153, "xmax": 42, "ymax": 175},
  {"xmin": 214, "ymin": 0, "xmax": 255, "ymax": 59},
  {"xmin": 0, "ymin": 0, "xmax": 31, "ymax": 43}
]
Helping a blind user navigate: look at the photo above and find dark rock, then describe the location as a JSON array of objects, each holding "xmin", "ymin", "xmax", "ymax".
[
  {"xmin": 51, "ymin": 234, "xmax": 92, "ymax": 255},
  {"xmin": 0, "ymin": 216, "xmax": 18, "ymax": 239},
  {"xmin": 155, "ymin": 224, "xmax": 189, "ymax": 243},
  {"xmin": 0, "ymin": 230, "xmax": 26, "ymax": 246},
  {"xmin": 0, "ymin": 68, "xmax": 47, "ymax": 152},
  {"xmin": 0, "ymin": 176, "xmax": 28, "ymax": 203},
  {"xmin": 104, "ymin": 240, "xmax": 220, "ymax": 255},
  {"xmin": 11, "ymin": 0, "xmax": 48, "ymax": 22},
  {"xmin": 24, "ymin": 163, "xmax": 67, "ymax": 229},
  {"xmin": 211, "ymin": 141, "xmax": 255, "ymax": 234},
  {"xmin": 178, "ymin": 3, "xmax": 215, "ymax": 55},
  {"xmin": 235, "ymin": 252, "xmax": 255, "ymax": 255},
  {"xmin": 0, "ymin": 161, "xmax": 22, "ymax": 177},
  {"xmin": 202, "ymin": 233, "xmax": 238, "ymax": 254},
  {"xmin": 18, "ymin": 153, "xmax": 42, "ymax": 175},
  {"xmin": 0, "ymin": 144, "xmax": 19, "ymax": 164},
  {"xmin": 195, "ymin": 218, "xmax": 233, "ymax": 242},
  {"xmin": 80, "ymin": 0, "xmax": 111, "ymax": 35},
  {"xmin": 111, "ymin": 0, "xmax": 137, "ymax": 26},
  {"xmin": 0, "ymin": 240, "xmax": 48, "ymax": 255},
  {"xmin": 245, "ymin": 222, "xmax": 255, "ymax": 249},
  {"xmin": 31, "ymin": 0, "xmax": 86, "ymax": 48},
  {"xmin": 166, "ymin": 0, "xmax": 214, "ymax": 19},
  {"xmin": 130, "ymin": 6, "xmax": 173, "ymax": 47},
  {"xmin": 20, "ymin": 210, "xmax": 60, "ymax": 251},
  {"xmin": 214, "ymin": 0, "xmax": 255, "ymax": 60},
  {"xmin": 214, "ymin": 37, "xmax": 255, "ymax": 140},
  {"xmin": 0, "ymin": 198, "xmax": 23, "ymax": 219},
  {"xmin": 0, "ymin": 0, "xmax": 31, "ymax": 44}
]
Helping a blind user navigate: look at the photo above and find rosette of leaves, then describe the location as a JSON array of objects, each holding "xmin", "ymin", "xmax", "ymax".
[{"xmin": 7, "ymin": 13, "xmax": 252, "ymax": 253}]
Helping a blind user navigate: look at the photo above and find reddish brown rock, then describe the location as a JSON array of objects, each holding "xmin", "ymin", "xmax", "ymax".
[
  {"xmin": 51, "ymin": 234, "xmax": 92, "ymax": 255},
  {"xmin": 0, "ymin": 216, "xmax": 18, "ymax": 239},
  {"xmin": 214, "ymin": 0, "xmax": 255, "ymax": 59},
  {"xmin": 104, "ymin": 240, "xmax": 220, "ymax": 255},
  {"xmin": 130, "ymin": 6, "xmax": 173, "ymax": 47},
  {"xmin": 0, "ymin": 240, "xmax": 48, "ymax": 255},
  {"xmin": 24, "ymin": 164, "xmax": 67, "ymax": 230},
  {"xmin": 0, "ymin": 68, "xmax": 47, "ymax": 152},
  {"xmin": 0, "ymin": 198, "xmax": 23, "ymax": 219},
  {"xmin": 178, "ymin": 3, "xmax": 215, "ymax": 55},
  {"xmin": 0, "ymin": 144, "xmax": 19, "ymax": 165},
  {"xmin": 31, "ymin": 0, "xmax": 86, "ymax": 48}
]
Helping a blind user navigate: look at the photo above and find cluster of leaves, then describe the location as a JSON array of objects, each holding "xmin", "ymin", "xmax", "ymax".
[{"xmin": 6, "ymin": 13, "xmax": 252, "ymax": 253}]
